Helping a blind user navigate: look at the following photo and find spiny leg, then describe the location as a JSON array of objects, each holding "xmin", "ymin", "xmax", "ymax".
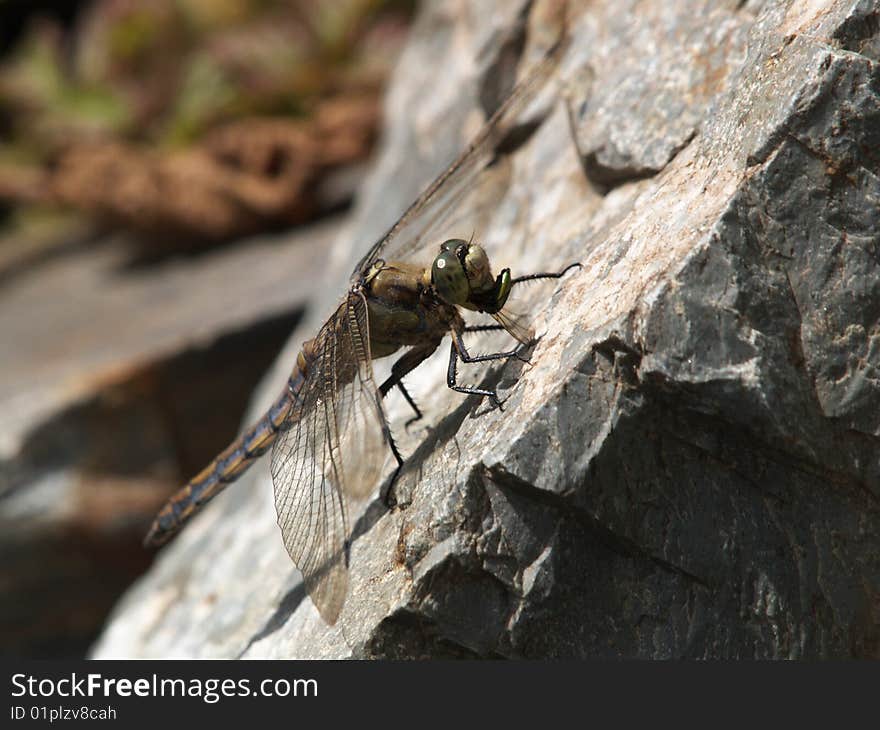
[
  {"xmin": 380, "ymin": 377, "xmax": 422, "ymax": 426},
  {"xmin": 378, "ymin": 343, "xmax": 439, "ymax": 427},
  {"xmin": 447, "ymin": 328, "xmax": 526, "ymax": 409},
  {"xmin": 377, "ymin": 402, "xmax": 406, "ymax": 510},
  {"xmin": 463, "ymin": 323, "xmax": 532, "ymax": 357},
  {"xmin": 463, "ymin": 324, "xmax": 506, "ymax": 333},
  {"xmin": 464, "ymin": 323, "xmax": 537, "ymax": 367},
  {"xmin": 462, "ymin": 324, "xmax": 532, "ymax": 365},
  {"xmin": 509, "ymin": 262, "xmax": 581, "ymax": 286},
  {"xmin": 378, "ymin": 419, "xmax": 405, "ymax": 509},
  {"xmin": 452, "ymin": 327, "xmax": 527, "ymax": 365},
  {"xmin": 469, "ymin": 263, "xmax": 581, "ymax": 351},
  {"xmin": 377, "ymin": 343, "xmax": 439, "ymax": 508}
]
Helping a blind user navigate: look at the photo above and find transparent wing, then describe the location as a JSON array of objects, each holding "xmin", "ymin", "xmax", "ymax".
[
  {"xmin": 328, "ymin": 292, "xmax": 388, "ymax": 500},
  {"xmin": 270, "ymin": 292, "xmax": 387, "ymax": 624},
  {"xmin": 486, "ymin": 264, "xmax": 582, "ymax": 347},
  {"xmin": 350, "ymin": 35, "xmax": 568, "ymax": 281},
  {"xmin": 491, "ymin": 305, "xmax": 534, "ymax": 346}
]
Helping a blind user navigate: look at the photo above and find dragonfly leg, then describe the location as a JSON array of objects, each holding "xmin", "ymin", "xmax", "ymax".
[
  {"xmin": 395, "ymin": 382, "xmax": 422, "ymax": 427},
  {"xmin": 380, "ymin": 423, "xmax": 406, "ymax": 510},
  {"xmin": 463, "ymin": 324, "xmax": 506, "ymax": 333},
  {"xmin": 379, "ymin": 343, "xmax": 439, "ymax": 428},
  {"xmin": 462, "ymin": 323, "xmax": 534, "ymax": 366},
  {"xmin": 379, "ymin": 376, "xmax": 422, "ymax": 426},
  {"xmin": 377, "ymin": 397, "xmax": 407, "ymax": 509},
  {"xmin": 381, "ymin": 418, "xmax": 406, "ymax": 469},
  {"xmin": 447, "ymin": 329, "xmax": 526, "ymax": 409},
  {"xmin": 378, "ymin": 344, "xmax": 441, "ymax": 510},
  {"xmin": 509, "ymin": 262, "xmax": 582, "ymax": 287}
]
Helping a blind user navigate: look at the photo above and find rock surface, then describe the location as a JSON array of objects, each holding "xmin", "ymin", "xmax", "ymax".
[
  {"xmin": 93, "ymin": 0, "xmax": 880, "ymax": 659},
  {"xmin": 0, "ymin": 218, "xmax": 336, "ymax": 656}
]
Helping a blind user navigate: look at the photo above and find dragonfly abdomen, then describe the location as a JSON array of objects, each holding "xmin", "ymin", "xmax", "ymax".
[{"xmin": 143, "ymin": 362, "xmax": 305, "ymax": 547}]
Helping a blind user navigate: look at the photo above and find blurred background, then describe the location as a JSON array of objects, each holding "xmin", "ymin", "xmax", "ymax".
[{"xmin": 0, "ymin": 0, "xmax": 415, "ymax": 658}]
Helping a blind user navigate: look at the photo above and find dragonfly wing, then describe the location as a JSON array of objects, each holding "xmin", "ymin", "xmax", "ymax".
[
  {"xmin": 491, "ymin": 305, "xmax": 535, "ymax": 346},
  {"xmin": 270, "ymin": 292, "xmax": 388, "ymax": 624},
  {"xmin": 327, "ymin": 291, "xmax": 388, "ymax": 500},
  {"xmin": 351, "ymin": 34, "xmax": 568, "ymax": 279}
]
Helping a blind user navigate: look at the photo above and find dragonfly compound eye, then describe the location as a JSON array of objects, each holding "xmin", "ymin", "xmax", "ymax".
[
  {"xmin": 432, "ymin": 249, "xmax": 470, "ymax": 305},
  {"xmin": 462, "ymin": 244, "xmax": 492, "ymax": 291}
]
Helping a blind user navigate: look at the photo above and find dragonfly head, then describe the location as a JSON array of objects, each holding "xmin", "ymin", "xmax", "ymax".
[{"xmin": 432, "ymin": 239, "xmax": 512, "ymax": 313}]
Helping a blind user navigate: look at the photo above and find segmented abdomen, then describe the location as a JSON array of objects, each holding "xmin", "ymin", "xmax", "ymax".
[{"xmin": 143, "ymin": 348, "xmax": 311, "ymax": 547}]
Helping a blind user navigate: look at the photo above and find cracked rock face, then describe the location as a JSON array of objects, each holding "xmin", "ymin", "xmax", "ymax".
[{"xmin": 93, "ymin": 0, "xmax": 880, "ymax": 659}]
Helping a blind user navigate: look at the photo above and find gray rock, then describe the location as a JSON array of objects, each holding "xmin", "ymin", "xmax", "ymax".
[
  {"xmin": 567, "ymin": 0, "xmax": 751, "ymax": 187},
  {"xmin": 0, "ymin": 216, "xmax": 336, "ymax": 656},
  {"xmin": 93, "ymin": 0, "xmax": 880, "ymax": 659}
]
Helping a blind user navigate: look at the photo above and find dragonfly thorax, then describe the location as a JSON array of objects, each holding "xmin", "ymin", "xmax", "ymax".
[{"xmin": 431, "ymin": 239, "xmax": 512, "ymax": 314}]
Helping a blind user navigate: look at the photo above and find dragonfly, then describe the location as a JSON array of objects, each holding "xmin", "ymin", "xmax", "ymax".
[{"xmin": 144, "ymin": 33, "xmax": 578, "ymax": 624}]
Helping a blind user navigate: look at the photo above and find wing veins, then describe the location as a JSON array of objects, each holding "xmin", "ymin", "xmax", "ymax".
[{"xmin": 352, "ymin": 37, "xmax": 567, "ymax": 277}]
